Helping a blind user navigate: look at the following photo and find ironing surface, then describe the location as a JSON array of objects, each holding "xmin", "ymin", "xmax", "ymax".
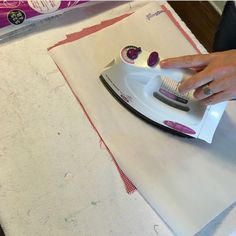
[{"xmin": 49, "ymin": 2, "xmax": 236, "ymax": 236}]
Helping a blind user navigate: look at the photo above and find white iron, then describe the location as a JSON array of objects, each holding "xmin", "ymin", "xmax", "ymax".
[{"xmin": 100, "ymin": 46, "xmax": 227, "ymax": 143}]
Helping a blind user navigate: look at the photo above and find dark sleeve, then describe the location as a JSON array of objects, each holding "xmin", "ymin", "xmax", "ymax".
[{"xmin": 213, "ymin": 1, "xmax": 236, "ymax": 52}]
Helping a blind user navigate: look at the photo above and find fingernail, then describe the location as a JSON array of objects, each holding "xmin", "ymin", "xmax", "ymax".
[
  {"xmin": 193, "ymin": 91, "xmax": 200, "ymax": 99},
  {"xmin": 178, "ymin": 85, "xmax": 185, "ymax": 94},
  {"xmin": 205, "ymin": 100, "xmax": 214, "ymax": 105},
  {"xmin": 160, "ymin": 60, "xmax": 168, "ymax": 67}
]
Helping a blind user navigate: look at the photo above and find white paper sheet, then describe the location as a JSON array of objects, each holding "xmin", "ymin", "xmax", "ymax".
[{"xmin": 49, "ymin": 3, "xmax": 236, "ymax": 236}]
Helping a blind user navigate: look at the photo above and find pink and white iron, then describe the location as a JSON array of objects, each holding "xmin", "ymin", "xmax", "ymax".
[{"xmin": 100, "ymin": 46, "xmax": 227, "ymax": 143}]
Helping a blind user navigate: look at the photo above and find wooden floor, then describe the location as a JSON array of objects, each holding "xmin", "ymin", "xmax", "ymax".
[{"xmin": 168, "ymin": 1, "xmax": 221, "ymax": 52}]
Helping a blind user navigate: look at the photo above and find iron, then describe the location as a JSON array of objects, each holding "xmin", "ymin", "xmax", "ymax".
[{"xmin": 100, "ymin": 46, "xmax": 226, "ymax": 143}]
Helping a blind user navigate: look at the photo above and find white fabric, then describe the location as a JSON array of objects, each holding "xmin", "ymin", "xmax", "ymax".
[{"xmin": 49, "ymin": 3, "xmax": 236, "ymax": 236}]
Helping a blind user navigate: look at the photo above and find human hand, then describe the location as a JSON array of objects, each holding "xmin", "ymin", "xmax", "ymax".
[{"xmin": 160, "ymin": 50, "xmax": 236, "ymax": 104}]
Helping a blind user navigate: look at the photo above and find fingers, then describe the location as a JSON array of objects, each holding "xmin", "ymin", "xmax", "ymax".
[
  {"xmin": 159, "ymin": 51, "xmax": 236, "ymax": 104},
  {"xmin": 178, "ymin": 65, "xmax": 235, "ymax": 94},
  {"xmin": 160, "ymin": 54, "xmax": 212, "ymax": 69},
  {"xmin": 193, "ymin": 76, "xmax": 236, "ymax": 100},
  {"xmin": 201, "ymin": 89, "xmax": 236, "ymax": 105},
  {"xmin": 178, "ymin": 69, "xmax": 214, "ymax": 93}
]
